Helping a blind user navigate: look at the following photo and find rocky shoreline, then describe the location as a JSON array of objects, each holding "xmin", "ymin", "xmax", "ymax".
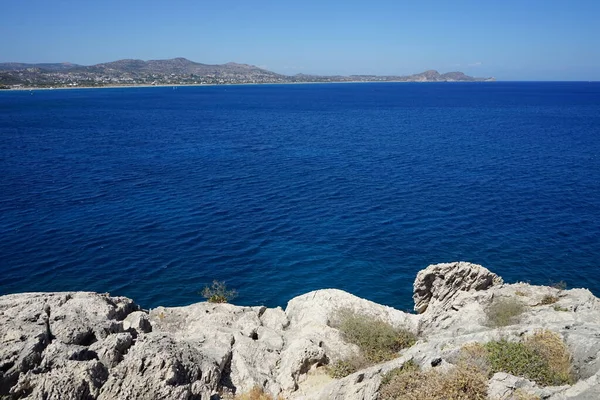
[{"xmin": 1, "ymin": 262, "xmax": 599, "ymax": 399}]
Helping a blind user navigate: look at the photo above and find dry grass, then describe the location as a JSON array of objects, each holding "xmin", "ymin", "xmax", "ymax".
[
  {"xmin": 459, "ymin": 330, "xmax": 574, "ymax": 387},
  {"xmin": 379, "ymin": 330, "xmax": 572, "ymax": 399},
  {"xmin": 459, "ymin": 343, "xmax": 491, "ymax": 375},
  {"xmin": 540, "ymin": 294, "xmax": 559, "ymax": 305},
  {"xmin": 379, "ymin": 362, "xmax": 487, "ymax": 400},
  {"xmin": 486, "ymin": 297, "xmax": 525, "ymax": 327},
  {"xmin": 234, "ymin": 387, "xmax": 283, "ymax": 400},
  {"xmin": 326, "ymin": 357, "xmax": 366, "ymax": 379},
  {"xmin": 328, "ymin": 308, "xmax": 416, "ymax": 378},
  {"xmin": 513, "ymin": 389, "xmax": 542, "ymax": 400},
  {"xmin": 524, "ymin": 330, "xmax": 573, "ymax": 384}
]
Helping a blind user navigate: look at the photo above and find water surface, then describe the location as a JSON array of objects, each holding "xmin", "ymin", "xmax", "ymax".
[{"xmin": 1, "ymin": 82, "xmax": 599, "ymax": 310}]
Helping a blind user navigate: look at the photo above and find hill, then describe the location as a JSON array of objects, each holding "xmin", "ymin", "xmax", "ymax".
[{"xmin": 0, "ymin": 57, "xmax": 494, "ymax": 88}]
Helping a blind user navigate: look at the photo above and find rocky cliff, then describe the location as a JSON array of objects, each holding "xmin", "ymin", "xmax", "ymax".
[{"xmin": 1, "ymin": 262, "xmax": 599, "ymax": 399}]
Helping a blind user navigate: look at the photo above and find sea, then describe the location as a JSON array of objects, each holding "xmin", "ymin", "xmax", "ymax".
[{"xmin": 1, "ymin": 82, "xmax": 599, "ymax": 311}]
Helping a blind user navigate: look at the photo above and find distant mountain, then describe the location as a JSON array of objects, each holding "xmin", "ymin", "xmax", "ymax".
[
  {"xmin": 0, "ymin": 58, "xmax": 494, "ymax": 88},
  {"xmin": 69, "ymin": 58, "xmax": 282, "ymax": 78},
  {"xmin": 0, "ymin": 62, "xmax": 81, "ymax": 72}
]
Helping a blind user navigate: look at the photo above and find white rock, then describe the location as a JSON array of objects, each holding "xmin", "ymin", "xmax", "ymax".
[
  {"xmin": 2, "ymin": 263, "xmax": 600, "ymax": 399},
  {"xmin": 413, "ymin": 261, "xmax": 503, "ymax": 314}
]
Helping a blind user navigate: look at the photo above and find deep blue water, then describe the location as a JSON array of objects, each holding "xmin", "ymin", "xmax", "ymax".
[{"xmin": 1, "ymin": 82, "xmax": 599, "ymax": 310}]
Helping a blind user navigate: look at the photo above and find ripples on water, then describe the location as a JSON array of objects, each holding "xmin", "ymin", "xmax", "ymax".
[{"xmin": 1, "ymin": 82, "xmax": 599, "ymax": 310}]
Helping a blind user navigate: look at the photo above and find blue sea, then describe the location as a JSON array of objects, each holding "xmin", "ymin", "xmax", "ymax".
[{"xmin": 1, "ymin": 82, "xmax": 599, "ymax": 310}]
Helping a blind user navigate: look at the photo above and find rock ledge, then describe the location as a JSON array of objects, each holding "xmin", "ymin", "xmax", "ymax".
[{"xmin": 1, "ymin": 263, "xmax": 599, "ymax": 399}]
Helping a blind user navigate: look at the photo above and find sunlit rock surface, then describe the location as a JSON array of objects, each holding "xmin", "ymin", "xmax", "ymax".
[{"xmin": 1, "ymin": 262, "xmax": 599, "ymax": 399}]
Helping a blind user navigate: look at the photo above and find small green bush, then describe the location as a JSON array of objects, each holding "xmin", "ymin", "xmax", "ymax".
[
  {"xmin": 553, "ymin": 305, "xmax": 568, "ymax": 312},
  {"xmin": 486, "ymin": 297, "xmax": 525, "ymax": 327},
  {"xmin": 333, "ymin": 308, "xmax": 416, "ymax": 363},
  {"xmin": 327, "ymin": 309, "xmax": 416, "ymax": 378},
  {"xmin": 484, "ymin": 340, "xmax": 553, "ymax": 384},
  {"xmin": 201, "ymin": 280, "xmax": 237, "ymax": 303},
  {"xmin": 459, "ymin": 330, "xmax": 574, "ymax": 387}
]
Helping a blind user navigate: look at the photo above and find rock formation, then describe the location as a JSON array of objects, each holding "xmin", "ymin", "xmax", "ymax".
[{"xmin": 1, "ymin": 262, "xmax": 599, "ymax": 399}]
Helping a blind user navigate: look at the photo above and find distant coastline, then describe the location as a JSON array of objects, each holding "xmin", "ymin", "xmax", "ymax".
[
  {"xmin": 3, "ymin": 79, "xmax": 501, "ymax": 92},
  {"xmin": 0, "ymin": 57, "xmax": 494, "ymax": 89}
]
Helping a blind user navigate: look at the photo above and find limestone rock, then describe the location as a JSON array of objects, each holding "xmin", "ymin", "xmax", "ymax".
[
  {"xmin": 123, "ymin": 311, "xmax": 152, "ymax": 335},
  {"xmin": 488, "ymin": 372, "xmax": 565, "ymax": 400},
  {"xmin": 276, "ymin": 338, "xmax": 327, "ymax": 391},
  {"xmin": 2, "ymin": 263, "xmax": 600, "ymax": 400},
  {"xmin": 413, "ymin": 261, "xmax": 503, "ymax": 313},
  {"xmin": 89, "ymin": 332, "xmax": 133, "ymax": 368},
  {"xmin": 260, "ymin": 306, "xmax": 289, "ymax": 331},
  {"xmin": 11, "ymin": 359, "xmax": 108, "ymax": 400},
  {"xmin": 285, "ymin": 289, "xmax": 418, "ymax": 363},
  {"xmin": 98, "ymin": 333, "xmax": 221, "ymax": 400},
  {"xmin": 0, "ymin": 291, "xmax": 138, "ymax": 398}
]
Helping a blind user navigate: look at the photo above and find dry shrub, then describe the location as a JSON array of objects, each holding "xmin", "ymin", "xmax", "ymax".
[
  {"xmin": 514, "ymin": 389, "xmax": 542, "ymax": 400},
  {"xmin": 540, "ymin": 294, "xmax": 559, "ymax": 305},
  {"xmin": 459, "ymin": 330, "xmax": 574, "ymax": 387},
  {"xmin": 486, "ymin": 297, "xmax": 525, "ymax": 327},
  {"xmin": 484, "ymin": 340, "xmax": 550, "ymax": 383},
  {"xmin": 459, "ymin": 343, "xmax": 491, "ymax": 375},
  {"xmin": 379, "ymin": 362, "xmax": 487, "ymax": 400},
  {"xmin": 327, "ymin": 357, "xmax": 366, "ymax": 379},
  {"xmin": 201, "ymin": 280, "xmax": 238, "ymax": 303},
  {"xmin": 524, "ymin": 330, "xmax": 573, "ymax": 384},
  {"xmin": 550, "ymin": 281, "xmax": 567, "ymax": 290},
  {"xmin": 334, "ymin": 308, "xmax": 416, "ymax": 363},
  {"xmin": 234, "ymin": 387, "xmax": 282, "ymax": 400},
  {"xmin": 328, "ymin": 308, "xmax": 416, "ymax": 378}
]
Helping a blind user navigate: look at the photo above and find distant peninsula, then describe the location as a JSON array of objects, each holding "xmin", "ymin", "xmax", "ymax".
[{"xmin": 0, "ymin": 57, "xmax": 495, "ymax": 89}]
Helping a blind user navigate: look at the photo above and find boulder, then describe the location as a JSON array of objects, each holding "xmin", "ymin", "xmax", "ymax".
[
  {"xmin": 413, "ymin": 261, "xmax": 503, "ymax": 313},
  {"xmin": 122, "ymin": 311, "xmax": 152, "ymax": 335}
]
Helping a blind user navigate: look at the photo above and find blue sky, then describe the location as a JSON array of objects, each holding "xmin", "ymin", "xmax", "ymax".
[{"xmin": 1, "ymin": 0, "xmax": 598, "ymax": 80}]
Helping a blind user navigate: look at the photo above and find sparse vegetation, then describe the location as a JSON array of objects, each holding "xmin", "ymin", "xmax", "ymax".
[
  {"xmin": 513, "ymin": 389, "xmax": 542, "ymax": 400},
  {"xmin": 524, "ymin": 330, "xmax": 573, "ymax": 384},
  {"xmin": 327, "ymin": 358, "xmax": 365, "ymax": 379},
  {"xmin": 486, "ymin": 297, "xmax": 525, "ymax": 327},
  {"xmin": 553, "ymin": 305, "xmax": 568, "ymax": 312},
  {"xmin": 379, "ymin": 361, "xmax": 487, "ymax": 400},
  {"xmin": 380, "ymin": 359, "xmax": 419, "ymax": 385},
  {"xmin": 550, "ymin": 281, "xmax": 567, "ymax": 290},
  {"xmin": 459, "ymin": 330, "xmax": 574, "ymax": 387},
  {"xmin": 201, "ymin": 280, "xmax": 238, "ymax": 303},
  {"xmin": 515, "ymin": 290, "xmax": 527, "ymax": 296},
  {"xmin": 234, "ymin": 387, "xmax": 281, "ymax": 400},
  {"xmin": 327, "ymin": 308, "xmax": 416, "ymax": 378},
  {"xmin": 540, "ymin": 294, "xmax": 559, "ymax": 305}
]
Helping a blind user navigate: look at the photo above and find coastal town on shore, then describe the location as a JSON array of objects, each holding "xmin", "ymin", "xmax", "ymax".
[{"xmin": 0, "ymin": 57, "xmax": 494, "ymax": 90}]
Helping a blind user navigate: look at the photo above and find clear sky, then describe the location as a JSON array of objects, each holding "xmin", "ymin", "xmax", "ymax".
[{"xmin": 1, "ymin": 0, "xmax": 599, "ymax": 80}]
